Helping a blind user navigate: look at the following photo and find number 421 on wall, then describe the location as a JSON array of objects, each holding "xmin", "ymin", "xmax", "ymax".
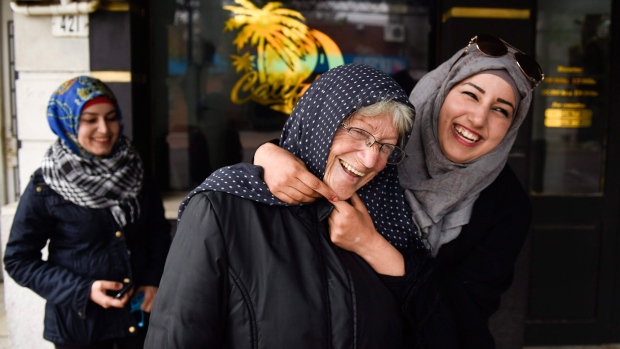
[{"xmin": 51, "ymin": 14, "xmax": 89, "ymax": 37}]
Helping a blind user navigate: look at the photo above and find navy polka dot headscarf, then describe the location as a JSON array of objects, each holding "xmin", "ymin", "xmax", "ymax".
[{"xmin": 179, "ymin": 63, "xmax": 423, "ymax": 250}]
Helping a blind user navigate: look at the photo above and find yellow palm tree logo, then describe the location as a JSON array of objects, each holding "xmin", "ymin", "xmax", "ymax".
[{"xmin": 224, "ymin": 0, "xmax": 344, "ymax": 114}]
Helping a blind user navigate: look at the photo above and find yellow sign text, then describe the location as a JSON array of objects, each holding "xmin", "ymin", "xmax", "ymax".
[{"xmin": 544, "ymin": 108, "xmax": 593, "ymax": 128}]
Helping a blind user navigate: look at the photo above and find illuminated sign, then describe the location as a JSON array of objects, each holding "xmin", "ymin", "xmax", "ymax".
[
  {"xmin": 224, "ymin": 0, "xmax": 344, "ymax": 114},
  {"xmin": 542, "ymin": 69, "xmax": 599, "ymax": 129},
  {"xmin": 544, "ymin": 107, "xmax": 593, "ymax": 128}
]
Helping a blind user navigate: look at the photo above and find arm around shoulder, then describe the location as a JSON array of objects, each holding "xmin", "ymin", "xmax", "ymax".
[{"xmin": 254, "ymin": 141, "xmax": 338, "ymax": 203}]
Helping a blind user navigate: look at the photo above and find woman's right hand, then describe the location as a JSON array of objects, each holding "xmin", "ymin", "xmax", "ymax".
[
  {"xmin": 329, "ymin": 194, "xmax": 405, "ymax": 276},
  {"xmin": 255, "ymin": 142, "xmax": 339, "ymax": 204},
  {"xmin": 90, "ymin": 280, "xmax": 130, "ymax": 309}
]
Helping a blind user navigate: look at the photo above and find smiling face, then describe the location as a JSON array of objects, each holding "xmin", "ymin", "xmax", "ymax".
[
  {"xmin": 77, "ymin": 102, "xmax": 120, "ymax": 156},
  {"xmin": 437, "ymin": 73, "xmax": 516, "ymax": 163},
  {"xmin": 323, "ymin": 112, "xmax": 398, "ymax": 200}
]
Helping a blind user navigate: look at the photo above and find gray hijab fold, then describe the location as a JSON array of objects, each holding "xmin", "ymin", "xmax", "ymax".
[{"xmin": 399, "ymin": 46, "xmax": 533, "ymax": 256}]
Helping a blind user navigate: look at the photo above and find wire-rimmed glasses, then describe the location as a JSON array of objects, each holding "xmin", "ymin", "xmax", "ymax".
[{"xmin": 340, "ymin": 123, "xmax": 407, "ymax": 165}]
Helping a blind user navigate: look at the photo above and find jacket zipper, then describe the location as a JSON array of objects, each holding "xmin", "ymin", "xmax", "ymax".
[{"xmin": 229, "ymin": 269, "xmax": 259, "ymax": 349}]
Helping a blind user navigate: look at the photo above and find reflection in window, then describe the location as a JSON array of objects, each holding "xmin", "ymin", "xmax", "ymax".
[
  {"xmin": 531, "ymin": 0, "xmax": 610, "ymax": 194},
  {"xmin": 154, "ymin": 0, "xmax": 430, "ymax": 191}
]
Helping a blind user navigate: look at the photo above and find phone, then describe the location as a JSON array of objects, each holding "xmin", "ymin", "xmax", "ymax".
[{"xmin": 108, "ymin": 282, "xmax": 133, "ymax": 299}]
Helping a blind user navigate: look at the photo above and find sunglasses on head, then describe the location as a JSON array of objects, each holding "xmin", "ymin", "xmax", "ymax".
[{"xmin": 451, "ymin": 34, "xmax": 545, "ymax": 90}]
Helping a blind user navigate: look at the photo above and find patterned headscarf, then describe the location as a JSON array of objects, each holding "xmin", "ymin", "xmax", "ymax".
[
  {"xmin": 399, "ymin": 44, "xmax": 535, "ymax": 256},
  {"xmin": 179, "ymin": 64, "xmax": 423, "ymax": 250},
  {"xmin": 47, "ymin": 76, "xmax": 123, "ymax": 157},
  {"xmin": 41, "ymin": 76, "xmax": 143, "ymax": 227}
]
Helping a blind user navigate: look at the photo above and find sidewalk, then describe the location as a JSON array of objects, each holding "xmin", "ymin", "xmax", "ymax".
[
  {"xmin": 0, "ymin": 279, "xmax": 617, "ymax": 349},
  {"xmin": 0, "ymin": 282, "xmax": 9, "ymax": 349}
]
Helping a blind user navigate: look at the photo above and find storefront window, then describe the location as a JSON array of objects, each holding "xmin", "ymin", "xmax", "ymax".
[
  {"xmin": 152, "ymin": 0, "xmax": 430, "ymax": 191},
  {"xmin": 530, "ymin": 0, "xmax": 611, "ymax": 195}
]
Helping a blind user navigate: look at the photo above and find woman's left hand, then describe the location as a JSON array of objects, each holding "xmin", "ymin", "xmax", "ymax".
[
  {"xmin": 135, "ymin": 286, "xmax": 158, "ymax": 313},
  {"xmin": 329, "ymin": 193, "xmax": 405, "ymax": 276}
]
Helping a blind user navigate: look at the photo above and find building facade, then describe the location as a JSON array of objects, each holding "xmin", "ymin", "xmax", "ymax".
[{"xmin": 1, "ymin": 0, "xmax": 619, "ymax": 347}]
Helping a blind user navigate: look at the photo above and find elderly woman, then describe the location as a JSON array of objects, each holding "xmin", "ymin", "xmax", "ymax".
[
  {"xmin": 255, "ymin": 34, "xmax": 543, "ymax": 347},
  {"xmin": 145, "ymin": 63, "xmax": 417, "ymax": 348},
  {"xmin": 4, "ymin": 76, "xmax": 171, "ymax": 349}
]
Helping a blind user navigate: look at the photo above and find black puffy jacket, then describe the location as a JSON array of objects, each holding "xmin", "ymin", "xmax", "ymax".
[
  {"xmin": 145, "ymin": 191, "xmax": 404, "ymax": 348},
  {"xmin": 4, "ymin": 169, "xmax": 171, "ymax": 345}
]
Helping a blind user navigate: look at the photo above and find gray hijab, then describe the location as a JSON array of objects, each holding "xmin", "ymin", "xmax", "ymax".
[{"xmin": 399, "ymin": 45, "xmax": 533, "ymax": 256}]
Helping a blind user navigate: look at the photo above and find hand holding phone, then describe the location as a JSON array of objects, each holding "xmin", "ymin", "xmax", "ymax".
[
  {"xmin": 107, "ymin": 281, "xmax": 133, "ymax": 299},
  {"xmin": 91, "ymin": 280, "xmax": 134, "ymax": 309}
]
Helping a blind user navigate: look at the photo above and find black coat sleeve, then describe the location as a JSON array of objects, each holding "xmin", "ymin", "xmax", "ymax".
[
  {"xmin": 401, "ymin": 166, "xmax": 532, "ymax": 349},
  {"xmin": 3, "ymin": 176, "xmax": 94, "ymax": 313},
  {"xmin": 138, "ymin": 173, "xmax": 171, "ymax": 287},
  {"xmin": 145, "ymin": 193, "xmax": 228, "ymax": 348}
]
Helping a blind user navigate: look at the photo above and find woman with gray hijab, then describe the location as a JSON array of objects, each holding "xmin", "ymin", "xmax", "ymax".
[{"xmin": 254, "ymin": 34, "xmax": 544, "ymax": 348}]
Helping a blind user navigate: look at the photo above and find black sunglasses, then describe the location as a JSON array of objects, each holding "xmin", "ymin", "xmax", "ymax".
[{"xmin": 451, "ymin": 34, "xmax": 545, "ymax": 90}]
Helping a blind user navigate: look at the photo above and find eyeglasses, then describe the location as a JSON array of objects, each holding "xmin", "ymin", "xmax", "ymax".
[
  {"xmin": 340, "ymin": 123, "xmax": 407, "ymax": 165},
  {"xmin": 451, "ymin": 34, "xmax": 545, "ymax": 90}
]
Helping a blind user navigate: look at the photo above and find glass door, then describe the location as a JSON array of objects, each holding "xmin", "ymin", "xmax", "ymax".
[
  {"xmin": 150, "ymin": 0, "xmax": 431, "ymax": 192},
  {"xmin": 525, "ymin": 0, "xmax": 618, "ymax": 345}
]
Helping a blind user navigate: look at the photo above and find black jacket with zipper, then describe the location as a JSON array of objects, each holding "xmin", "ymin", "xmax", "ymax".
[{"xmin": 145, "ymin": 191, "xmax": 404, "ymax": 349}]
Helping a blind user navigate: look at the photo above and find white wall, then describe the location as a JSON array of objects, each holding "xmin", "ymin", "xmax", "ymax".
[
  {"xmin": 15, "ymin": 73, "xmax": 80, "ymax": 190},
  {"xmin": 2, "ymin": 11, "xmax": 92, "ymax": 349},
  {"xmin": 13, "ymin": 13, "xmax": 90, "ymax": 194},
  {"xmin": 1, "ymin": 203, "xmax": 50, "ymax": 349},
  {"xmin": 0, "ymin": 0, "xmax": 12, "ymax": 283}
]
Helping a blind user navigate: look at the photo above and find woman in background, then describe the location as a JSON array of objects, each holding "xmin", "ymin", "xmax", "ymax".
[{"xmin": 4, "ymin": 76, "xmax": 171, "ymax": 349}]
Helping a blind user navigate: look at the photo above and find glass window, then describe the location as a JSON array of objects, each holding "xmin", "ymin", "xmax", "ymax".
[
  {"xmin": 530, "ymin": 0, "xmax": 611, "ymax": 195},
  {"xmin": 151, "ymin": 0, "xmax": 430, "ymax": 191}
]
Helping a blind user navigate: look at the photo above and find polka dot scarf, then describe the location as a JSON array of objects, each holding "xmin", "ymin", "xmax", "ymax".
[{"xmin": 179, "ymin": 64, "xmax": 424, "ymax": 250}]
